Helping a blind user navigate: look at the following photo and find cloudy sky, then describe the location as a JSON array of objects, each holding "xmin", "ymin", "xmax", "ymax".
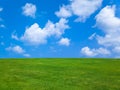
[{"xmin": 0, "ymin": 0, "xmax": 120, "ymax": 58}]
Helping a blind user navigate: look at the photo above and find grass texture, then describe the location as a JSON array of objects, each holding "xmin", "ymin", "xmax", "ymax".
[{"xmin": 0, "ymin": 58, "xmax": 120, "ymax": 90}]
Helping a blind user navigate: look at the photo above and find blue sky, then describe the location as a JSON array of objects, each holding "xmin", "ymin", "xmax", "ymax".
[{"xmin": 0, "ymin": 0, "xmax": 120, "ymax": 58}]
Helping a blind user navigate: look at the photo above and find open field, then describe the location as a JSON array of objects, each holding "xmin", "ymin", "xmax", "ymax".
[{"xmin": 0, "ymin": 58, "xmax": 120, "ymax": 90}]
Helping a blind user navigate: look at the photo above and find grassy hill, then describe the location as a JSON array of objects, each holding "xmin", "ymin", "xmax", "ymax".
[{"xmin": 0, "ymin": 58, "xmax": 120, "ymax": 90}]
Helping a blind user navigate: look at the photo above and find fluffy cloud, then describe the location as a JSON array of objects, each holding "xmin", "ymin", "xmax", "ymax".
[
  {"xmin": 58, "ymin": 38, "xmax": 70, "ymax": 46},
  {"xmin": 55, "ymin": 0, "xmax": 102, "ymax": 22},
  {"xmin": 96, "ymin": 5, "xmax": 120, "ymax": 34},
  {"xmin": 71, "ymin": 0, "xmax": 103, "ymax": 22},
  {"xmin": 55, "ymin": 5, "xmax": 72, "ymax": 18},
  {"xmin": 95, "ymin": 5, "xmax": 120, "ymax": 53},
  {"xmin": 21, "ymin": 18, "xmax": 69, "ymax": 45},
  {"xmin": 81, "ymin": 47, "xmax": 96, "ymax": 57},
  {"xmin": 6, "ymin": 45, "xmax": 30, "ymax": 57},
  {"xmin": 6, "ymin": 45, "xmax": 25, "ymax": 54},
  {"xmin": 81, "ymin": 47, "xmax": 110, "ymax": 57},
  {"xmin": 21, "ymin": 23, "xmax": 47, "ymax": 45},
  {"xmin": 22, "ymin": 3, "xmax": 36, "ymax": 18}
]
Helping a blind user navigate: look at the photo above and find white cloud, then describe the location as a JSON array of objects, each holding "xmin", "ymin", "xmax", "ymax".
[
  {"xmin": 6, "ymin": 45, "xmax": 25, "ymax": 54},
  {"xmin": 71, "ymin": 0, "xmax": 103, "ymax": 22},
  {"xmin": 113, "ymin": 46, "xmax": 120, "ymax": 53},
  {"xmin": 21, "ymin": 18, "xmax": 69, "ymax": 45},
  {"xmin": 11, "ymin": 32, "xmax": 19, "ymax": 40},
  {"xmin": 22, "ymin": 3, "xmax": 36, "ymax": 18},
  {"xmin": 81, "ymin": 46, "xmax": 110, "ymax": 57},
  {"xmin": 97, "ymin": 34, "xmax": 120, "ymax": 47},
  {"xmin": 95, "ymin": 5, "xmax": 120, "ymax": 50},
  {"xmin": 55, "ymin": 5, "xmax": 72, "ymax": 18},
  {"xmin": 81, "ymin": 47, "xmax": 96, "ymax": 57},
  {"xmin": 56, "ymin": 0, "xmax": 102, "ymax": 22},
  {"xmin": 88, "ymin": 33, "xmax": 96, "ymax": 40},
  {"xmin": 21, "ymin": 23, "xmax": 47, "ymax": 45},
  {"xmin": 6, "ymin": 45, "xmax": 30, "ymax": 57},
  {"xmin": 95, "ymin": 47, "xmax": 111, "ymax": 55},
  {"xmin": 95, "ymin": 5, "xmax": 120, "ymax": 34},
  {"xmin": 58, "ymin": 38, "xmax": 70, "ymax": 46}
]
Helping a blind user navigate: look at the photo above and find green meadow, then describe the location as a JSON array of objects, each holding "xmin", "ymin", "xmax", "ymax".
[{"xmin": 0, "ymin": 58, "xmax": 120, "ymax": 90}]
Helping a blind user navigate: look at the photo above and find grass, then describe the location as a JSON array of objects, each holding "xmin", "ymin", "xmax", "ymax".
[{"xmin": 0, "ymin": 58, "xmax": 120, "ymax": 90}]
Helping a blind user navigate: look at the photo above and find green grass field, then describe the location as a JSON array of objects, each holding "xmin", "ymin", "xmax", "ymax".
[{"xmin": 0, "ymin": 58, "xmax": 120, "ymax": 90}]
